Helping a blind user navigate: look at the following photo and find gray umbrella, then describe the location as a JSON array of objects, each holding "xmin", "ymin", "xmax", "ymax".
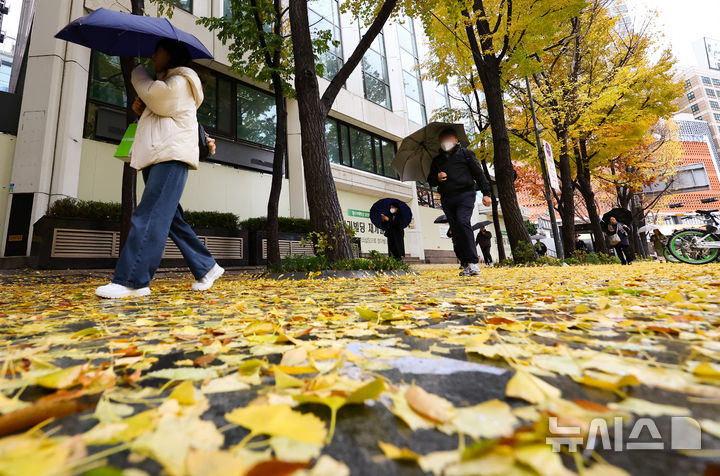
[{"xmin": 392, "ymin": 122, "xmax": 471, "ymax": 182}]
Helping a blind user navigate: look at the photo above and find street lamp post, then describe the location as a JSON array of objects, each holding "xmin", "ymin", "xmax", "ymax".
[{"xmin": 525, "ymin": 76, "xmax": 565, "ymax": 258}]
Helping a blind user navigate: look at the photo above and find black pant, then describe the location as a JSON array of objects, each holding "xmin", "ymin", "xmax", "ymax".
[
  {"xmin": 614, "ymin": 244, "xmax": 633, "ymax": 265},
  {"xmin": 441, "ymin": 190, "xmax": 478, "ymax": 265},
  {"xmin": 480, "ymin": 246, "xmax": 492, "ymax": 264}
]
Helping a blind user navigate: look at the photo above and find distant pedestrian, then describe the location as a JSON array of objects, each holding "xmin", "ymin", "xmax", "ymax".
[
  {"xmin": 650, "ymin": 229, "xmax": 666, "ymax": 261},
  {"xmin": 382, "ymin": 202, "xmax": 405, "ymax": 260},
  {"xmin": 475, "ymin": 226, "xmax": 493, "ymax": 265},
  {"xmin": 607, "ymin": 217, "xmax": 634, "ymax": 265},
  {"xmin": 575, "ymin": 236, "xmax": 587, "ymax": 252},
  {"xmin": 428, "ymin": 128, "xmax": 492, "ymax": 276},
  {"xmin": 535, "ymin": 239, "xmax": 547, "ymax": 257},
  {"xmin": 95, "ymin": 39, "xmax": 223, "ymax": 298}
]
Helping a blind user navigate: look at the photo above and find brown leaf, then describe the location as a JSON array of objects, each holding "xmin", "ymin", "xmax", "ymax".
[
  {"xmin": 194, "ymin": 354, "xmax": 216, "ymax": 368},
  {"xmin": 244, "ymin": 460, "xmax": 309, "ymax": 476},
  {"xmin": 0, "ymin": 392, "xmax": 100, "ymax": 437}
]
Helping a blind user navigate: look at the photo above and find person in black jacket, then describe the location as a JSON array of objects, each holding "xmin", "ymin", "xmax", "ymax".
[
  {"xmin": 381, "ymin": 203, "xmax": 405, "ymax": 260},
  {"xmin": 475, "ymin": 226, "xmax": 493, "ymax": 265},
  {"xmin": 607, "ymin": 217, "xmax": 634, "ymax": 265},
  {"xmin": 575, "ymin": 236, "xmax": 588, "ymax": 252},
  {"xmin": 534, "ymin": 240, "xmax": 548, "ymax": 257},
  {"xmin": 428, "ymin": 128, "xmax": 492, "ymax": 276}
]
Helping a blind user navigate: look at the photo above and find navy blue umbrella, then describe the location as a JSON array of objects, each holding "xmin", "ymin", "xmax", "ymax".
[
  {"xmin": 370, "ymin": 199, "xmax": 412, "ymax": 230},
  {"xmin": 55, "ymin": 8, "xmax": 213, "ymax": 59}
]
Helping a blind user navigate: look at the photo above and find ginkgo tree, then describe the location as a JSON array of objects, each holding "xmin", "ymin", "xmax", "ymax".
[
  {"xmin": 412, "ymin": 0, "xmax": 585, "ymax": 258},
  {"xmin": 507, "ymin": 0, "xmax": 682, "ymax": 253}
]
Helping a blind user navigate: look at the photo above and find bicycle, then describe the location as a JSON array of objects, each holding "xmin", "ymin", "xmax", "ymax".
[{"xmin": 667, "ymin": 209, "xmax": 720, "ymax": 264}]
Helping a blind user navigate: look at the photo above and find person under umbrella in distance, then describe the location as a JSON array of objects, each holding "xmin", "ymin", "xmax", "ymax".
[
  {"xmin": 534, "ymin": 239, "xmax": 547, "ymax": 257},
  {"xmin": 475, "ymin": 226, "xmax": 493, "ymax": 266},
  {"xmin": 95, "ymin": 40, "xmax": 223, "ymax": 298},
  {"xmin": 575, "ymin": 236, "xmax": 587, "ymax": 252},
  {"xmin": 607, "ymin": 216, "xmax": 634, "ymax": 265},
  {"xmin": 381, "ymin": 202, "xmax": 406, "ymax": 260},
  {"xmin": 428, "ymin": 128, "xmax": 492, "ymax": 276}
]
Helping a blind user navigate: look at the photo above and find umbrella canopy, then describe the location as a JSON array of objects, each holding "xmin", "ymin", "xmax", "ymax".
[
  {"xmin": 434, "ymin": 215, "xmax": 448, "ymax": 224},
  {"xmin": 55, "ymin": 8, "xmax": 213, "ymax": 59},
  {"xmin": 472, "ymin": 220, "xmax": 492, "ymax": 231},
  {"xmin": 392, "ymin": 122, "xmax": 470, "ymax": 182},
  {"xmin": 601, "ymin": 208, "xmax": 633, "ymax": 231},
  {"xmin": 531, "ymin": 234, "xmax": 546, "ymax": 241},
  {"xmin": 369, "ymin": 199, "xmax": 413, "ymax": 230},
  {"xmin": 638, "ymin": 224, "xmax": 660, "ymax": 234}
]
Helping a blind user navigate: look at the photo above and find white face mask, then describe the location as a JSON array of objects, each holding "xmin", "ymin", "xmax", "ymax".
[
  {"xmin": 441, "ymin": 141, "xmax": 456, "ymax": 152},
  {"xmin": 390, "ymin": 208, "xmax": 398, "ymax": 214}
]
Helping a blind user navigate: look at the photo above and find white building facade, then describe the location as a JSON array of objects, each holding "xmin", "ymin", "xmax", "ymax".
[{"xmin": 0, "ymin": 0, "xmax": 511, "ymax": 263}]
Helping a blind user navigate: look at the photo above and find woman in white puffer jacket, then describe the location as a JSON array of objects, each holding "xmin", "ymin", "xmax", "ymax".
[{"xmin": 96, "ymin": 39, "xmax": 224, "ymax": 299}]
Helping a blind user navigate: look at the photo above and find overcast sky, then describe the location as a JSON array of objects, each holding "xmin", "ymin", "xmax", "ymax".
[
  {"xmin": 2, "ymin": 0, "xmax": 719, "ymax": 67},
  {"xmin": 626, "ymin": 0, "xmax": 720, "ymax": 67}
]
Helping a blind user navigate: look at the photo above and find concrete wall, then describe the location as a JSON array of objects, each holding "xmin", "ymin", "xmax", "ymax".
[{"xmin": 0, "ymin": 134, "xmax": 16, "ymax": 232}]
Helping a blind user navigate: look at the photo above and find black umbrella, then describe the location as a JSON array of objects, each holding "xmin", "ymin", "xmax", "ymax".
[
  {"xmin": 434, "ymin": 215, "xmax": 449, "ymax": 224},
  {"xmin": 369, "ymin": 199, "xmax": 413, "ymax": 230},
  {"xmin": 472, "ymin": 220, "xmax": 492, "ymax": 231},
  {"xmin": 602, "ymin": 208, "xmax": 632, "ymax": 232}
]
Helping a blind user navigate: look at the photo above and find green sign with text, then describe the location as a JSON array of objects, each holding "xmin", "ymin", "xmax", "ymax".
[{"xmin": 348, "ymin": 209, "xmax": 370, "ymax": 218}]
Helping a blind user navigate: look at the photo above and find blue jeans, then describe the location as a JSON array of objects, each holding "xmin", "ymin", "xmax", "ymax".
[
  {"xmin": 441, "ymin": 190, "xmax": 478, "ymax": 265},
  {"xmin": 113, "ymin": 161, "xmax": 216, "ymax": 288}
]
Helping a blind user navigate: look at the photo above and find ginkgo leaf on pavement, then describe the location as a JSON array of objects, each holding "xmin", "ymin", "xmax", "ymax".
[{"xmin": 225, "ymin": 404, "xmax": 327, "ymax": 445}]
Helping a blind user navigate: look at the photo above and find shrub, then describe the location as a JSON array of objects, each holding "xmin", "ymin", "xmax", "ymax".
[
  {"xmin": 182, "ymin": 211, "xmax": 239, "ymax": 230},
  {"xmin": 269, "ymin": 250, "xmax": 409, "ymax": 273},
  {"xmin": 512, "ymin": 240, "xmax": 537, "ymax": 264},
  {"xmin": 47, "ymin": 198, "xmax": 240, "ymax": 230},
  {"xmin": 48, "ymin": 198, "xmax": 121, "ymax": 222},
  {"xmin": 239, "ymin": 217, "xmax": 313, "ymax": 234},
  {"xmin": 524, "ymin": 220, "xmax": 537, "ymax": 236}
]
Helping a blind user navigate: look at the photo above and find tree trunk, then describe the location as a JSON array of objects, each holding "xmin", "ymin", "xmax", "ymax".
[
  {"xmin": 118, "ymin": 0, "xmax": 145, "ymax": 249},
  {"xmin": 288, "ymin": 0, "xmax": 352, "ymax": 261},
  {"xmin": 266, "ymin": 72, "xmax": 288, "ymax": 265},
  {"xmin": 474, "ymin": 67, "xmax": 531, "ymax": 256},
  {"xmin": 482, "ymin": 159, "xmax": 505, "ymax": 261},
  {"xmin": 575, "ymin": 150, "xmax": 606, "ymax": 253},
  {"xmin": 557, "ymin": 134, "xmax": 575, "ymax": 256}
]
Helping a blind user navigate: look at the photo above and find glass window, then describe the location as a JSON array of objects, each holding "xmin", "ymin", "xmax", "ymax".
[
  {"xmin": 711, "ymin": 100, "xmax": 720, "ymax": 110},
  {"xmin": 237, "ymin": 83, "xmax": 277, "ymax": 147},
  {"xmin": 361, "ymin": 29, "xmax": 392, "ymax": 109},
  {"xmin": 691, "ymin": 104, "xmax": 700, "ymax": 113},
  {"xmin": 0, "ymin": 61, "xmax": 12, "ymax": 92},
  {"xmin": 381, "ymin": 139, "xmax": 397, "ymax": 178},
  {"xmin": 197, "ymin": 72, "xmax": 217, "ymax": 129},
  {"xmin": 703, "ymin": 76, "xmax": 712, "ymax": 85},
  {"xmin": 223, "ymin": 0, "xmax": 232, "ymax": 17},
  {"xmin": 177, "ymin": 0, "xmax": 192, "ymax": 13},
  {"xmin": 397, "ymin": 17, "xmax": 426, "ymax": 125},
  {"xmin": 348, "ymin": 127, "xmax": 374, "ymax": 173},
  {"xmin": 88, "ymin": 52, "xmax": 126, "ymax": 107},
  {"xmin": 435, "ymin": 83, "xmax": 450, "ymax": 110},
  {"xmin": 696, "ymin": 116, "xmax": 704, "ymax": 121},
  {"xmin": 309, "ymin": 0, "xmax": 344, "ymax": 79},
  {"xmin": 714, "ymin": 113, "xmax": 720, "ymax": 121},
  {"xmin": 707, "ymin": 88, "xmax": 716, "ymax": 97},
  {"xmin": 217, "ymin": 77, "xmax": 233, "ymax": 134},
  {"xmin": 685, "ymin": 79, "xmax": 692, "ymax": 89},
  {"xmin": 714, "ymin": 78, "xmax": 720, "ymax": 87},
  {"xmin": 326, "ymin": 120, "xmax": 341, "ymax": 164},
  {"xmin": 687, "ymin": 91, "xmax": 695, "ymax": 100},
  {"xmin": 324, "ymin": 118, "xmax": 397, "ymax": 179}
]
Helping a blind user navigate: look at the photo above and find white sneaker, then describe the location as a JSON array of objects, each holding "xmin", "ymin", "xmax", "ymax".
[
  {"xmin": 459, "ymin": 263, "xmax": 481, "ymax": 276},
  {"xmin": 95, "ymin": 283, "xmax": 151, "ymax": 299},
  {"xmin": 192, "ymin": 264, "xmax": 224, "ymax": 291}
]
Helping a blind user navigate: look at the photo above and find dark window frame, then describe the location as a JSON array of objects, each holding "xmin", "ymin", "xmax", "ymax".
[
  {"xmin": 326, "ymin": 116, "xmax": 398, "ymax": 180},
  {"xmin": 83, "ymin": 51, "xmax": 280, "ymax": 152}
]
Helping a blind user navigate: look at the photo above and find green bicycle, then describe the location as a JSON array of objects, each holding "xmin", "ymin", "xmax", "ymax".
[{"xmin": 667, "ymin": 209, "xmax": 720, "ymax": 265}]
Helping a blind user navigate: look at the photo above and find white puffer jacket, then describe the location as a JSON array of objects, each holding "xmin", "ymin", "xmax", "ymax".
[{"xmin": 130, "ymin": 65, "xmax": 203, "ymax": 171}]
